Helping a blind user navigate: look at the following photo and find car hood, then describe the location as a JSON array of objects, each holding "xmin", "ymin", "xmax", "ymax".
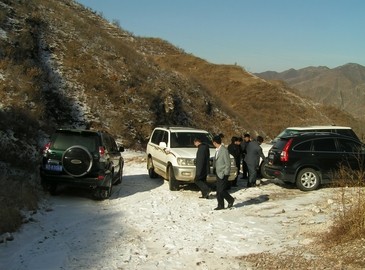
[{"xmin": 168, "ymin": 148, "xmax": 217, "ymax": 159}]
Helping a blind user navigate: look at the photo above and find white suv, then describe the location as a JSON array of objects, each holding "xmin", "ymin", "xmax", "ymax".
[{"xmin": 146, "ymin": 126, "xmax": 237, "ymax": 190}]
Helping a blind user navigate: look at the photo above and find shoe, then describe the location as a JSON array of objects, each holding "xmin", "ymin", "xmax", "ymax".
[
  {"xmin": 199, "ymin": 194, "xmax": 210, "ymax": 199},
  {"xmin": 228, "ymin": 198, "xmax": 235, "ymax": 208},
  {"xmin": 214, "ymin": 207, "xmax": 224, "ymax": 210},
  {"xmin": 199, "ymin": 189, "xmax": 211, "ymax": 199}
]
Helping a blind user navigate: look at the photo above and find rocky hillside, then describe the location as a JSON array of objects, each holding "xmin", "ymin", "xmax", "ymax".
[
  {"xmin": 0, "ymin": 0, "xmax": 364, "ymax": 170},
  {"xmin": 255, "ymin": 63, "xmax": 365, "ymax": 121}
]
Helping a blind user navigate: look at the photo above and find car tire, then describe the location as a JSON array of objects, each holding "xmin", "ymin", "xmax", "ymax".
[
  {"xmin": 260, "ymin": 159, "xmax": 274, "ymax": 179},
  {"xmin": 62, "ymin": 145, "xmax": 93, "ymax": 177},
  {"xmin": 296, "ymin": 168, "xmax": 320, "ymax": 191},
  {"xmin": 49, "ymin": 183, "xmax": 58, "ymax": 196},
  {"xmin": 93, "ymin": 175, "xmax": 112, "ymax": 200},
  {"xmin": 114, "ymin": 162, "xmax": 123, "ymax": 185},
  {"xmin": 147, "ymin": 157, "xmax": 158, "ymax": 178},
  {"xmin": 167, "ymin": 165, "xmax": 179, "ymax": 191}
]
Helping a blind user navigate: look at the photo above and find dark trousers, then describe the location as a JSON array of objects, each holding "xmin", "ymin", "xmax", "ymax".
[
  {"xmin": 216, "ymin": 175, "xmax": 234, "ymax": 208},
  {"xmin": 195, "ymin": 179, "xmax": 210, "ymax": 196},
  {"xmin": 247, "ymin": 164, "xmax": 257, "ymax": 186},
  {"xmin": 242, "ymin": 161, "xmax": 248, "ymax": 178}
]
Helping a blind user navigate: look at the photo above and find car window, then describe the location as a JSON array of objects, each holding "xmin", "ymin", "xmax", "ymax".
[
  {"xmin": 52, "ymin": 133, "xmax": 98, "ymax": 152},
  {"xmin": 336, "ymin": 129, "xmax": 360, "ymax": 141},
  {"xmin": 293, "ymin": 140, "xmax": 312, "ymax": 151},
  {"xmin": 170, "ymin": 132, "xmax": 213, "ymax": 148},
  {"xmin": 272, "ymin": 138, "xmax": 290, "ymax": 151},
  {"xmin": 151, "ymin": 129, "xmax": 163, "ymax": 145},
  {"xmin": 337, "ymin": 139, "xmax": 362, "ymax": 153},
  {"xmin": 273, "ymin": 129, "xmax": 302, "ymax": 143},
  {"xmin": 103, "ymin": 134, "xmax": 118, "ymax": 152},
  {"xmin": 312, "ymin": 138, "xmax": 336, "ymax": 152}
]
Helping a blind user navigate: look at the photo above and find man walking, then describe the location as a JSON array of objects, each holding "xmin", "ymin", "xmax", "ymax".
[
  {"xmin": 244, "ymin": 135, "xmax": 265, "ymax": 188},
  {"xmin": 194, "ymin": 137, "xmax": 211, "ymax": 199},
  {"xmin": 212, "ymin": 135, "xmax": 235, "ymax": 210}
]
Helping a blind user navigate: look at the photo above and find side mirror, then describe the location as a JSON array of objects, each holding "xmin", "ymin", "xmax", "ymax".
[
  {"xmin": 119, "ymin": 146, "xmax": 125, "ymax": 152},
  {"xmin": 159, "ymin": 142, "xmax": 167, "ymax": 148}
]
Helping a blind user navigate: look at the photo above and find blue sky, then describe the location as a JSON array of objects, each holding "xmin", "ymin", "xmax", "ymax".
[{"xmin": 76, "ymin": 0, "xmax": 365, "ymax": 73}]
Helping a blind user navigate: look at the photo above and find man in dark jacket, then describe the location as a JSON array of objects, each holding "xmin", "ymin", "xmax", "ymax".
[
  {"xmin": 244, "ymin": 136, "xmax": 265, "ymax": 187},
  {"xmin": 227, "ymin": 136, "xmax": 241, "ymax": 187},
  {"xmin": 194, "ymin": 137, "xmax": 211, "ymax": 199}
]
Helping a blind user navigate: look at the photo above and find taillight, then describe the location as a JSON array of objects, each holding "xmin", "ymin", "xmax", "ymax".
[
  {"xmin": 41, "ymin": 142, "xmax": 51, "ymax": 155},
  {"xmin": 99, "ymin": 146, "xmax": 105, "ymax": 157},
  {"xmin": 280, "ymin": 138, "xmax": 293, "ymax": 162}
]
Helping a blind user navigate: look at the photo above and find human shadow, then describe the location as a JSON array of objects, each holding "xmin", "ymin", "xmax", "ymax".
[
  {"xmin": 111, "ymin": 174, "xmax": 164, "ymax": 199},
  {"xmin": 233, "ymin": 194, "xmax": 270, "ymax": 208}
]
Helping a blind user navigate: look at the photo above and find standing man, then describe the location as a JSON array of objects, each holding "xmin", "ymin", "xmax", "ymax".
[
  {"xmin": 227, "ymin": 136, "xmax": 241, "ymax": 187},
  {"xmin": 244, "ymin": 136, "xmax": 265, "ymax": 188},
  {"xmin": 240, "ymin": 133, "xmax": 251, "ymax": 179},
  {"xmin": 212, "ymin": 135, "xmax": 235, "ymax": 210},
  {"xmin": 194, "ymin": 137, "xmax": 211, "ymax": 199}
]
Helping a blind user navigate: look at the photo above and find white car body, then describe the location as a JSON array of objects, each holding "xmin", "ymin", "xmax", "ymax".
[{"xmin": 146, "ymin": 127, "xmax": 237, "ymax": 190}]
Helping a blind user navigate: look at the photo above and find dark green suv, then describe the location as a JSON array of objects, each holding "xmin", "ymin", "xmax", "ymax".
[{"xmin": 40, "ymin": 129, "xmax": 124, "ymax": 199}]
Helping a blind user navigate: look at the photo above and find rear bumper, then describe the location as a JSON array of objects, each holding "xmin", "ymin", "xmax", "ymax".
[
  {"xmin": 264, "ymin": 165, "xmax": 296, "ymax": 183},
  {"xmin": 40, "ymin": 169, "xmax": 109, "ymax": 188}
]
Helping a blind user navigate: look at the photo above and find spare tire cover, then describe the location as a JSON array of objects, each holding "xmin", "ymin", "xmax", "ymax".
[{"xmin": 62, "ymin": 145, "xmax": 93, "ymax": 177}]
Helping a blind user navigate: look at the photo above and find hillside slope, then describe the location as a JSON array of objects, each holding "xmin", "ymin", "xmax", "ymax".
[
  {"xmin": 255, "ymin": 63, "xmax": 365, "ymax": 122},
  {"xmin": 0, "ymin": 0, "xmax": 364, "ymax": 163}
]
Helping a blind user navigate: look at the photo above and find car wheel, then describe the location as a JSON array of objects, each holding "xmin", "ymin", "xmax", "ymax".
[
  {"xmin": 114, "ymin": 162, "xmax": 123, "ymax": 185},
  {"xmin": 167, "ymin": 165, "xmax": 179, "ymax": 191},
  {"xmin": 62, "ymin": 145, "xmax": 93, "ymax": 177},
  {"xmin": 147, "ymin": 157, "xmax": 158, "ymax": 178},
  {"xmin": 49, "ymin": 183, "xmax": 58, "ymax": 196},
  {"xmin": 93, "ymin": 186, "xmax": 112, "ymax": 200},
  {"xmin": 260, "ymin": 159, "xmax": 274, "ymax": 179},
  {"xmin": 296, "ymin": 168, "xmax": 320, "ymax": 191},
  {"xmin": 93, "ymin": 176, "xmax": 112, "ymax": 200}
]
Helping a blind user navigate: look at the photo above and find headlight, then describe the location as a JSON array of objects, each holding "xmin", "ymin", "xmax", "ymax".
[{"xmin": 177, "ymin": 158, "xmax": 195, "ymax": 166}]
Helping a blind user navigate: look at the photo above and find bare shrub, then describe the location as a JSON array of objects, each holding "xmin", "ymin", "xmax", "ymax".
[
  {"xmin": 0, "ymin": 175, "xmax": 39, "ymax": 234},
  {"xmin": 322, "ymin": 165, "xmax": 365, "ymax": 245}
]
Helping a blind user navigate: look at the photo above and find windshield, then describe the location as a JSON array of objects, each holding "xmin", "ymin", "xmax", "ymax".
[{"xmin": 170, "ymin": 132, "xmax": 214, "ymax": 148}]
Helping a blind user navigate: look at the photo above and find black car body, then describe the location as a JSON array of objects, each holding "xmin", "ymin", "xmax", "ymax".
[
  {"xmin": 40, "ymin": 129, "xmax": 124, "ymax": 199},
  {"xmin": 265, "ymin": 132, "xmax": 365, "ymax": 191}
]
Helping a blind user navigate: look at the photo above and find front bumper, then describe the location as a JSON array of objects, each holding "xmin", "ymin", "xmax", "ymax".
[{"xmin": 173, "ymin": 166, "xmax": 237, "ymax": 183}]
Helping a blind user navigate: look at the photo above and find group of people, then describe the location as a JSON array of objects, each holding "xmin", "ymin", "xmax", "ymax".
[{"xmin": 193, "ymin": 133, "xmax": 265, "ymax": 211}]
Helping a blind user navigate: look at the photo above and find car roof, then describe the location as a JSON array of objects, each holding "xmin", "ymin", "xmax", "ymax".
[
  {"xmin": 284, "ymin": 125, "xmax": 352, "ymax": 130},
  {"xmin": 281, "ymin": 132, "xmax": 356, "ymax": 140},
  {"xmin": 155, "ymin": 126, "xmax": 209, "ymax": 133}
]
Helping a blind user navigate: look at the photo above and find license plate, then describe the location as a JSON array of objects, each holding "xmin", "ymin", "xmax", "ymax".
[
  {"xmin": 269, "ymin": 154, "xmax": 274, "ymax": 159},
  {"xmin": 45, "ymin": 164, "xmax": 63, "ymax": 172}
]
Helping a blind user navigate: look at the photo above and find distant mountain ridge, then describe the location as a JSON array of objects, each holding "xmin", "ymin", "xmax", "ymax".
[{"xmin": 255, "ymin": 63, "xmax": 365, "ymax": 120}]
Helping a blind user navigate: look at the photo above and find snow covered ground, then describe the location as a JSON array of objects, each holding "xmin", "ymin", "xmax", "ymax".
[{"xmin": 0, "ymin": 150, "xmax": 337, "ymax": 270}]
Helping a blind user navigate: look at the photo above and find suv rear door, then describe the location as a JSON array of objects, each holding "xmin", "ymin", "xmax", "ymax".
[
  {"xmin": 337, "ymin": 138, "xmax": 365, "ymax": 170},
  {"xmin": 309, "ymin": 138, "xmax": 340, "ymax": 180}
]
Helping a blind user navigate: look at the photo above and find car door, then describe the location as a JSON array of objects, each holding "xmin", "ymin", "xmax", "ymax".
[
  {"xmin": 337, "ymin": 138, "xmax": 365, "ymax": 170},
  {"xmin": 150, "ymin": 129, "xmax": 169, "ymax": 173},
  {"xmin": 103, "ymin": 134, "xmax": 120, "ymax": 173},
  {"xmin": 311, "ymin": 138, "xmax": 339, "ymax": 180}
]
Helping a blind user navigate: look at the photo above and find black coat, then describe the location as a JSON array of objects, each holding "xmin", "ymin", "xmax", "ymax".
[
  {"xmin": 228, "ymin": 143, "xmax": 241, "ymax": 168},
  {"xmin": 195, "ymin": 143, "xmax": 210, "ymax": 181}
]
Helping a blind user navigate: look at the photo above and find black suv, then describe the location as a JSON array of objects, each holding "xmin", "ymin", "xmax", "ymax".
[
  {"xmin": 265, "ymin": 132, "xmax": 365, "ymax": 191},
  {"xmin": 40, "ymin": 129, "xmax": 124, "ymax": 199}
]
